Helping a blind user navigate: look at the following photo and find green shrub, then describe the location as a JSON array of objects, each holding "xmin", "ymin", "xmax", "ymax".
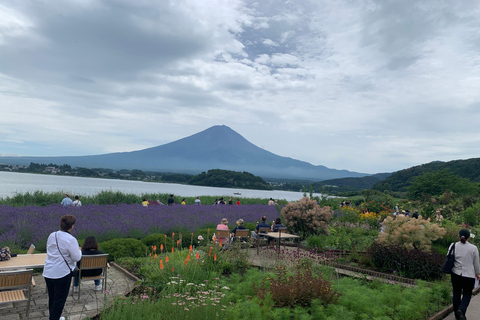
[
  {"xmin": 142, "ymin": 233, "xmax": 175, "ymax": 252},
  {"xmin": 463, "ymin": 202, "xmax": 480, "ymax": 226},
  {"xmin": 368, "ymin": 242, "xmax": 444, "ymax": 280},
  {"xmin": 99, "ymin": 238, "xmax": 146, "ymax": 261}
]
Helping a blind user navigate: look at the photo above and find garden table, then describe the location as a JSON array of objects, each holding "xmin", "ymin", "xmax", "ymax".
[
  {"xmin": 0, "ymin": 253, "xmax": 47, "ymax": 271},
  {"xmin": 257, "ymin": 231, "xmax": 300, "ymax": 255}
]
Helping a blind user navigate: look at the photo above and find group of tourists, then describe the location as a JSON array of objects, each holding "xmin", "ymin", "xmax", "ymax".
[
  {"xmin": 60, "ymin": 194, "xmax": 81, "ymax": 207},
  {"xmin": 213, "ymin": 215, "xmax": 285, "ymax": 248}
]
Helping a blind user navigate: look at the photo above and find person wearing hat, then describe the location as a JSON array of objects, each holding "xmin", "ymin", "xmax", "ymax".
[
  {"xmin": 449, "ymin": 229, "xmax": 480, "ymax": 320},
  {"xmin": 231, "ymin": 219, "xmax": 246, "ymax": 236},
  {"xmin": 435, "ymin": 210, "xmax": 444, "ymax": 224},
  {"xmin": 60, "ymin": 194, "xmax": 73, "ymax": 207},
  {"xmin": 215, "ymin": 218, "xmax": 229, "ymax": 245},
  {"xmin": 397, "ymin": 210, "xmax": 406, "ymax": 218}
]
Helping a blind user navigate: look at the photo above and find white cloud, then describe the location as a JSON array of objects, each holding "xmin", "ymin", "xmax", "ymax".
[{"xmin": 1, "ymin": 0, "xmax": 480, "ymax": 174}]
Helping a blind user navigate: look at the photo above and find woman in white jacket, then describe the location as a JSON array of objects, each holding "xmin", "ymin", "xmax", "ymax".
[
  {"xmin": 450, "ymin": 229, "xmax": 480, "ymax": 320},
  {"xmin": 43, "ymin": 215, "xmax": 82, "ymax": 320}
]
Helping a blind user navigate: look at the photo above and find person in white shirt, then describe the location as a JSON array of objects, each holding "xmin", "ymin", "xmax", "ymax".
[
  {"xmin": 43, "ymin": 215, "xmax": 82, "ymax": 320},
  {"xmin": 450, "ymin": 229, "xmax": 480, "ymax": 320},
  {"xmin": 194, "ymin": 197, "xmax": 201, "ymax": 205},
  {"xmin": 72, "ymin": 196, "xmax": 82, "ymax": 207}
]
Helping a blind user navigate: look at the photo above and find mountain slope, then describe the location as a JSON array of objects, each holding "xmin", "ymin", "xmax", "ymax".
[
  {"xmin": 0, "ymin": 125, "xmax": 367, "ymax": 180},
  {"xmin": 373, "ymin": 158, "xmax": 480, "ymax": 192}
]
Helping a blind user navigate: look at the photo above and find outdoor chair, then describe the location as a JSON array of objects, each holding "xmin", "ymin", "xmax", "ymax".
[
  {"xmin": 215, "ymin": 230, "xmax": 230, "ymax": 250},
  {"xmin": 256, "ymin": 227, "xmax": 271, "ymax": 252},
  {"xmin": 233, "ymin": 229, "xmax": 249, "ymax": 249},
  {"xmin": 74, "ymin": 254, "xmax": 109, "ymax": 299},
  {"xmin": 0, "ymin": 269, "xmax": 33, "ymax": 319},
  {"xmin": 26, "ymin": 244, "xmax": 35, "ymax": 255}
]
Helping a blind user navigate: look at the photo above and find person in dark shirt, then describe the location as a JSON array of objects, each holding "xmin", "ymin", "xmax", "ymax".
[
  {"xmin": 271, "ymin": 218, "xmax": 285, "ymax": 232},
  {"xmin": 167, "ymin": 194, "xmax": 175, "ymax": 206},
  {"xmin": 230, "ymin": 219, "xmax": 247, "ymax": 244},
  {"xmin": 252, "ymin": 216, "xmax": 270, "ymax": 240},
  {"xmin": 74, "ymin": 236, "xmax": 104, "ymax": 292},
  {"xmin": 412, "ymin": 210, "xmax": 419, "ymax": 219}
]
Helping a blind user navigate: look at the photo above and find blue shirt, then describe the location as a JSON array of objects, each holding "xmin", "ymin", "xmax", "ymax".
[
  {"xmin": 61, "ymin": 197, "xmax": 73, "ymax": 206},
  {"xmin": 255, "ymin": 222, "xmax": 270, "ymax": 232}
]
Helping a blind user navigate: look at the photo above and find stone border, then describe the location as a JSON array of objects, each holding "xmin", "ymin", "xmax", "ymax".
[{"xmin": 110, "ymin": 262, "xmax": 141, "ymax": 282}]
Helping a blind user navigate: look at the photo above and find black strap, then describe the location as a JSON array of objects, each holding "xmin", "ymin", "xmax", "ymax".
[
  {"xmin": 55, "ymin": 232, "xmax": 74, "ymax": 273},
  {"xmin": 448, "ymin": 242, "xmax": 456, "ymax": 256}
]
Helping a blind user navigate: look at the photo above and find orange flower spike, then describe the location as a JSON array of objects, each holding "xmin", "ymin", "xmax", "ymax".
[
  {"xmin": 160, "ymin": 244, "xmax": 163, "ymax": 252},
  {"xmin": 172, "ymin": 266, "xmax": 174, "ymax": 273},
  {"xmin": 189, "ymin": 245, "xmax": 192, "ymax": 251},
  {"xmin": 166, "ymin": 256, "xmax": 169, "ymax": 263},
  {"xmin": 172, "ymin": 247, "xmax": 174, "ymax": 253},
  {"xmin": 208, "ymin": 250, "xmax": 211, "ymax": 257},
  {"xmin": 214, "ymin": 253, "xmax": 217, "ymax": 261},
  {"xmin": 172, "ymin": 232, "xmax": 175, "ymax": 236},
  {"xmin": 177, "ymin": 240, "xmax": 180, "ymax": 247},
  {"xmin": 187, "ymin": 255, "xmax": 190, "ymax": 261},
  {"xmin": 185, "ymin": 259, "xmax": 188, "ymax": 266},
  {"xmin": 154, "ymin": 254, "xmax": 157, "ymax": 260},
  {"xmin": 160, "ymin": 260, "xmax": 163, "ymax": 270},
  {"xmin": 154, "ymin": 245, "xmax": 157, "ymax": 252},
  {"xmin": 196, "ymin": 252, "xmax": 199, "ymax": 260}
]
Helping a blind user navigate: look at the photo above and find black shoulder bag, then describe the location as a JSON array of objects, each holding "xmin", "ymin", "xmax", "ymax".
[
  {"xmin": 442, "ymin": 242, "xmax": 456, "ymax": 274},
  {"xmin": 55, "ymin": 232, "xmax": 78, "ymax": 275}
]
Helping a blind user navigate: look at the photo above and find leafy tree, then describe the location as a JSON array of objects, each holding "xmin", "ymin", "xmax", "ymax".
[
  {"xmin": 188, "ymin": 169, "xmax": 271, "ymax": 190},
  {"xmin": 281, "ymin": 197, "xmax": 332, "ymax": 240},
  {"xmin": 406, "ymin": 170, "xmax": 479, "ymax": 200},
  {"xmin": 377, "ymin": 216, "xmax": 446, "ymax": 251}
]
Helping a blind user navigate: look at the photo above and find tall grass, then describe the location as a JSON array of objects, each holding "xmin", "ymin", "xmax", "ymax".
[{"xmin": 0, "ymin": 190, "xmax": 289, "ymax": 207}]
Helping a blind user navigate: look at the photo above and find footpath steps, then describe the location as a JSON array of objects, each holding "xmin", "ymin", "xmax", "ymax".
[{"xmin": 0, "ymin": 264, "xmax": 137, "ymax": 320}]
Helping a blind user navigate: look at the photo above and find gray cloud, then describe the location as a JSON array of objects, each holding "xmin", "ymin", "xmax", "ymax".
[{"xmin": 1, "ymin": 0, "xmax": 480, "ymax": 174}]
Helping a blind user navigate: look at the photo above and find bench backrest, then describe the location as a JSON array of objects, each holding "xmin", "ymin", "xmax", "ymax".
[
  {"xmin": 215, "ymin": 230, "xmax": 230, "ymax": 238},
  {"xmin": 80, "ymin": 254, "xmax": 109, "ymax": 270},
  {"xmin": 235, "ymin": 229, "xmax": 249, "ymax": 237},
  {"xmin": 0, "ymin": 269, "xmax": 33, "ymax": 289},
  {"xmin": 258, "ymin": 227, "xmax": 270, "ymax": 234}
]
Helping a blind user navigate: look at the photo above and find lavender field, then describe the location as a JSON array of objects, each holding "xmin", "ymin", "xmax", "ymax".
[{"xmin": 0, "ymin": 204, "xmax": 279, "ymax": 249}]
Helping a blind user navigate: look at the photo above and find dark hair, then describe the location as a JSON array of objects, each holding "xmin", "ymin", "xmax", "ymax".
[
  {"xmin": 275, "ymin": 217, "xmax": 282, "ymax": 224},
  {"xmin": 459, "ymin": 229, "xmax": 470, "ymax": 244},
  {"xmin": 82, "ymin": 236, "xmax": 99, "ymax": 251},
  {"xmin": 142, "ymin": 198, "xmax": 147, "ymax": 201},
  {"xmin": 261, "ymin": 216, "xmax": 267, "ymax": 222},
  {"xmin": 74, "ymin": 195, "xmax": 79, "ymax": 200},
  {"xmin": 60, "ymin": 215, "xmax": 76, "ymax": 231}
]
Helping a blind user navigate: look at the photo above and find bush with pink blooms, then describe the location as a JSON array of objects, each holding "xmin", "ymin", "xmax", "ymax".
[{"xmin": 281, "ymin": 197, "xmax": 332, "ymax": 239}]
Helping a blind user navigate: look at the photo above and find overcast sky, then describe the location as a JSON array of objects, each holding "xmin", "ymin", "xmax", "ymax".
[{"xmin": 1, "ymin": 0, "xmax": 479, "ymax": 174}]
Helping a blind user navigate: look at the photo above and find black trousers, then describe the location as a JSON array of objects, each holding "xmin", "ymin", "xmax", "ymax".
[
  {"xmin": 45, "ymin": 273, "xmax": 73, "ymax": 320},
  {"xmin": 451, "ymin": 272, "xmax": 475, "ymax": 315}
]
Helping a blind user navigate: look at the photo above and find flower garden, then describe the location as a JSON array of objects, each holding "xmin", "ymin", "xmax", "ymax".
[{"xmin": 1, "ymin": 192, "xmax": 474, "ymax": 320}]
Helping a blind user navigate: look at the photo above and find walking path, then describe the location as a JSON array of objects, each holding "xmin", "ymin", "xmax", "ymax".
[
  {"xmin": 441, "ymin": 290, "xmax": 480, "ymax": 320},
  {"xmin": 0, "ymin": 264, "xmax": 137, "ymax": 320}
]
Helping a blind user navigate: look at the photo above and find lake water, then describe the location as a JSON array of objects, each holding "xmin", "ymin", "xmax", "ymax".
[{"xmin": 0, "ymin": 171, "xmax": 321, "ymax": 201}]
